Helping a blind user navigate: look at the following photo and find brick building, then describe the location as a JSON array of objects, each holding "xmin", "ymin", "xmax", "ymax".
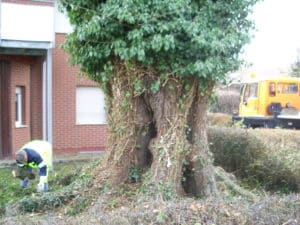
[{"xmin": 0, "ymin": 0, "xmax": 107, "ymax": 159}]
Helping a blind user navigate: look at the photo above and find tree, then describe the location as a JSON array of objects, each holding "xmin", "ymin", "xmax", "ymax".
[
  {"xmin": 290, "ymin": 49, "xmax": 300, "ymax": 77},
  {"xmin": 59, "ymin": 0, "xmax": 257, "ymax": 197}
]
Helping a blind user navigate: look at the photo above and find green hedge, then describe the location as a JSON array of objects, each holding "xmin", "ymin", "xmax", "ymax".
[{"xmin": 208, "ymin": 126, "xmax": 300, "ymax": 193}]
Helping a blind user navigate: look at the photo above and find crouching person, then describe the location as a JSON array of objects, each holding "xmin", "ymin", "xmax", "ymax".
[{"xmin": 14, "ymin": 140, "xmax": 53, "ymax": 192}]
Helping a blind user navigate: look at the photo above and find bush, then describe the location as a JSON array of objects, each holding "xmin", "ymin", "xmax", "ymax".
[
  {"xmin": 245, "ymin": 159, "xmax": 298, "ymax": 193},
  {"xmin": 18, "ymin": 192, "xmax": 69, "ymax": 212},
  {"xmin": 208, "ymin": 127, "xmax": 265, "ymax": 177},
  {"xmin": 208, "ymin": 126, "xmax": 300, "ymax": 193}
]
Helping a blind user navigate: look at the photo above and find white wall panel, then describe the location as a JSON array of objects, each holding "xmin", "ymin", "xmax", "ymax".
[
  {"xmin": 54, "ymin": 4, "xmax": 73, "ymax": 34},
  {"xmin": 1, "ymin": 3, "xmax": 54, "ymax": 42}
]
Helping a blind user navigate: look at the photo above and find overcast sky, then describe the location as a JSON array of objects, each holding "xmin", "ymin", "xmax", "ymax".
[{"xmin": 240, "ymin": 0, "xmax": 300, "ymax": 78}]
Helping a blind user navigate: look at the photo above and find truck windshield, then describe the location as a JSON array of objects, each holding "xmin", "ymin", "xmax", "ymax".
[{"xmin": 243, "ymin": 83, "xmax": 258, "ymax": 101}]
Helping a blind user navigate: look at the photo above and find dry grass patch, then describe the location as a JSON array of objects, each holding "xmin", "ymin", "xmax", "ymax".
[{"xmin": 1, "ymin": 187, "xmax": 299, "ymax": 225}]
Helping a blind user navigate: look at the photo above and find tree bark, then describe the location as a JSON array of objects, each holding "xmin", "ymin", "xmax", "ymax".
[
  {"xmin": 101, "ymin": 65, "xmax": 154, "ymax": 184},
  {"xmin": 145, "ymin": 79, "xmax": 194, "ymax": 196},
  {"xmin": 185, "ymin": 84, "xmax": 218, "ymax": 196},
  {"xmin": 94, "ymin": 64, "xmax": 217, "ymax": 197}
]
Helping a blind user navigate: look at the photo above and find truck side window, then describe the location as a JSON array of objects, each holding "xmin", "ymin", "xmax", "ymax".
[
  {"xmin": 277, "ymin": 83, "xmax": 298, "ymax": 94},
  {"xmin": 269, "ymin": 83, "xmax": 276, "ymax": 96},
  {"xmin": 287, "ymin": 83, "xmax": 298, "ymax": 93}
]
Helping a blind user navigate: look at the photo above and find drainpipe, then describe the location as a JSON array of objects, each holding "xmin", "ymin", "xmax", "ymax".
[
  {"xmin": 42, "ymin": 61, "xmax": 47, "ymax": 140},
  {"xmin": 0, "ymin": 0, "xmax": 2, "ymax": 43},
  {"xmin": 46, "ymin": 49, "xmax": 52, "ymax": 144},
  {"xmin": 42, "ymin": 50, "xmax": 53, "ymax": 144}
]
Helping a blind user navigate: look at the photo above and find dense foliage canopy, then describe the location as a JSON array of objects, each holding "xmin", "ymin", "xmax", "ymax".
[{"xmin": 60, "ymin": 0, "xmax": 257, "ymax": 88}]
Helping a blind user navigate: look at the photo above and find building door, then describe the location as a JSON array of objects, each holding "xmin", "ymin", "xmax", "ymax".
[{"xmin": 0, "ymin": 60, "xmax": 12, "ymax": 159}]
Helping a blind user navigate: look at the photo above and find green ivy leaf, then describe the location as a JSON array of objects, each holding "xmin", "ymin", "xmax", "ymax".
[{"xmin": 151, "ymin": 80, "xmax": 161, "ymax": 93}]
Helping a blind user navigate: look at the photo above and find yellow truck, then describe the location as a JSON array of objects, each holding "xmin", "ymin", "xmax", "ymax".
[{"xmin": 233, "ymin": 77, "xmax": 300, "ymax": 128}]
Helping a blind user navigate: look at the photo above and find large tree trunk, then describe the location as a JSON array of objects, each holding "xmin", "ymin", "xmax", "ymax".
[
  {"xmin": 95, "ymin": 63, "xmax": 217, "ymax": 197},
  {"xmin": 185, "ymin": 86, "xmax": 218, "ymax": 196},
  {"xmin": 99, "ymin": 64, "xmax": 154, "ymax": 185},
  {"xmin": 145, "ymin": 78, "xmax": 195, "ymax": 196}
]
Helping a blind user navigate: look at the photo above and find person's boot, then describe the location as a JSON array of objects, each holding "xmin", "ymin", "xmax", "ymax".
[
  {"xmin": 20, "ymin": 179, "xmax": 29, "ymax": 188},
  {"xmin": 37, "ymin": 182, "xmax": 48, "ymax": 192}
]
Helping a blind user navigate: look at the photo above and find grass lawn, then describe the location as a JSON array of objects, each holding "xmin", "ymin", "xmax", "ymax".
[{"xmin": 0, "ymin": 161, "xmax": 87, "ymax": 216}]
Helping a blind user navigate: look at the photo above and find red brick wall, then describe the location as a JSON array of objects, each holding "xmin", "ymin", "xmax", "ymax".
[
  {"xmin": 11, "ymin": 59, "xmax": 31, "ymax": 153},
  {"xmin": 30, "ymin": 58, "xmax": 43, "ymax": 140},
  {"xmin": 52, "ymin": 33, "xmax": 107, "ymax": 153},
  {"xmin": 1, "ymin": 56, "xmax": 44, "ymax": 157}
]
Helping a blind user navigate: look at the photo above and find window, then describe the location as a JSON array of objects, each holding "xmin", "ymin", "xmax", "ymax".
[
  {"xmin": 243, "ymin": 83, "xmax": 258, "ymax": 102},
  {"xmin": 269, "ymin": 82, "xmax": 276, "ymax": 96},
  {"xmin": 15, "ymin": 86, "xmax": 25, "ymax": 127},
  {"xmin": 76, "ymin": 87, "xmax": 106, "ymax": 125},
  {"xmin": 249, "ymin": 83, "xmax": 258, "ymax": 98},
  {"xmin": 277, "ymin": 83, "xmax": 298, "ymax": 94}
]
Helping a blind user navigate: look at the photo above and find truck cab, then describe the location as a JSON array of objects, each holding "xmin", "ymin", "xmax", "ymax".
[{"xmin": 234, "ymin": 77, "xmax": 300, "ymax": 128}]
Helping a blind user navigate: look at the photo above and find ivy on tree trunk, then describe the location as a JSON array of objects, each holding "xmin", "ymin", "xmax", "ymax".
[{"xmin": 60, "ymin": 0, "xmax": 258, "ymax": 197}]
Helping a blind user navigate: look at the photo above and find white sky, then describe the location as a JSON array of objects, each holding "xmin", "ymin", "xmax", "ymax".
[{"xmin": 240, "ymin": 0, "xmax": 300, "ymax": 79}]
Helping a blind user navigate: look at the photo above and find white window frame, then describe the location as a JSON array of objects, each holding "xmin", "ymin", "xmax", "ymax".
[
  {"xmin": 76, "ymin": 87, "xmax": 107, "ymax": 125},
  {"xmin": 15, "ymin": 86, "xmax": 24, "ymax": 127}
]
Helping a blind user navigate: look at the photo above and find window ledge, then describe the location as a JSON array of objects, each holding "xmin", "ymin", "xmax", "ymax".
[
  {"xmin": 15, "ymin": 124, "xmax": 27, "ymax": 128},
  {"xmin": 76, "ymin": 123, "xmax": 107, "ymax": 126}
]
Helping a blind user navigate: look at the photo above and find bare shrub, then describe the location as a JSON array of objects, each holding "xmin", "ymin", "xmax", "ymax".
[
  {"xmin": 210, "ymin": 84, "xmax": 240, "ymax": 114},
  {"xmin": 207, "ymin": 112, "xmax": 233, "ymax": 127}
]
